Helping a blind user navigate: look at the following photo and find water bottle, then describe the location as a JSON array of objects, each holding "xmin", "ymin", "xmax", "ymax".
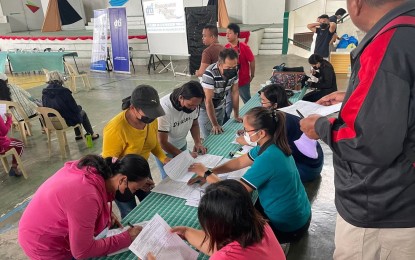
[{"xmin": 86, "ymin": 134, "xmax": 93, "ymax": 148}]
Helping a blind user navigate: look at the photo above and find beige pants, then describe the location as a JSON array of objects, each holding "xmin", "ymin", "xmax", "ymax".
[{"xmin": 334, "ymin": 214, "xmax": 415, "ymax": 260}]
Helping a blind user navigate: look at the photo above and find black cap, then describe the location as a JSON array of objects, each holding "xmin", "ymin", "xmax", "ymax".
[{"xmin": 131, "ymin": 85, "xmax": 165, "ymax": 118}]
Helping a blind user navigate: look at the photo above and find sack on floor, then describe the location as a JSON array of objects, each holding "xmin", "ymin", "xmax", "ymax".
[{"xmin": 337, "ymin": 34, "xmax": 359, "ymax": 49}]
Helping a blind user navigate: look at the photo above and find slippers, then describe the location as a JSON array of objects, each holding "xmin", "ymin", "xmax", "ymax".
[
  {"xmin": 92, "ymin": 134, "xmax": 100, "ymax": 140},
  {"xmin": 75, "ymin": 135, "xmax": 83, "ymax": 141}
]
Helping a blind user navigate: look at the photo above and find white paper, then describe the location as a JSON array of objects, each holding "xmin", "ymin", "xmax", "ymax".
[
  {"xmin": 152, "ymin": 178, "xmax": 201, "ymax": 199},
  {"xmin": 278, "ymin": 100, "xmax": 342, "ymax": 118},
  {"xmin": 164, "ymin": 152, "xmax": 223, "ymax": 182},
  {"xmin": 0, "ymin": 104, "xmax": 6, "ymax": 121},
  {"xmin": 194, "ymin": 154, "xmax": 223, "ymax": 169},
  {"xmin": 107, "ymin": 221, "xmax": 148, "ymax": 256},
  {"xmin": 226, "ymin": 167, "xmax": 250, "ymax": 180},
  {"xmin": 163, "ymin": 151, "xmax": 195, "ymax": 182},
  {"xmin": 129, "ymin": 214, "xmax": 198, "ymax": 260},
  {"xmin": 233, "ymin": 145, "xmax": 254, "ymax": 158},
  {"xmin": 184, "ymin": 183, "xmax": 209, "ymax": 208}
]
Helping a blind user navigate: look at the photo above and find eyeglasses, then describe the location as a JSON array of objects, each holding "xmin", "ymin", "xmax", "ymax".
[{"xmin": 243, "ymin": 128, "xmax": 258, "ymax": 133}]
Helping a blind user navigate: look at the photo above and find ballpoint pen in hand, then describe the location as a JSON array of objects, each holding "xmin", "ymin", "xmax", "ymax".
[{"xmin": 296, "ymin": 109, "xmax": 305, "ymax": 119}]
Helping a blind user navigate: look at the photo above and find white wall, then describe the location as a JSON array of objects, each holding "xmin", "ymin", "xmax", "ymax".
[
  {"xmin": 82, "ymin": 0, "xmax": 107, "ymax": 21},
  {"xmin": 243, "ymin": 0, "xmax": 285, "ymax": 24},
  {"xmin": 286, "ymin": 0, "xmax": 315, "ymax": 11},
  {"xmin": 225, "ymin": 0, "xmax": 242, "ymax": 23},
  {"xmin": 326, "ymin": 0, "xmax": 347, "ymax": 16}
]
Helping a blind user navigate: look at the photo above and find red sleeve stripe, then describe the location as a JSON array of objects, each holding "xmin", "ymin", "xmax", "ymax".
[{"xmin": 332, "ymin": 29, "xmax": 396, "ymax": 143}]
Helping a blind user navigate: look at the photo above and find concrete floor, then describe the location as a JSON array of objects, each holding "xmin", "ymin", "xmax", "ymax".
[{"xmin": 0, "ymin": 55, "xmax": 349, "ymax": 259}]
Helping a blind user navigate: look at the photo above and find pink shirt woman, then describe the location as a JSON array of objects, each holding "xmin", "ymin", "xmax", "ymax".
[
  {"xmin": 18, "ymin": 154, "xmax": 153, "ymax": 259},
  {"xmin": 171, "ymin": 180, "xmax": 286, "ymax": 260}
]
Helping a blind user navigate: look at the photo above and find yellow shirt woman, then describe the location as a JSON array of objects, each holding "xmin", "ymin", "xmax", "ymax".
[{"xmin": 102, "ymin": 110, "xmax": 166, "ymax": 162}]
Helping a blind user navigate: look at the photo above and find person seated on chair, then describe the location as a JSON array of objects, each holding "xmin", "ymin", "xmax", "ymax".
[
  {"xmin": 42, "ymin": 71, "xmax": 99, "ymax": 141},
  {"xmin": 18, "ymin": 154, "xmax": 149, "ymax": 259},
  {"xmin": 171, "ymin": 180, "xmax": 286, "ymax": 259},
  {"xmin": 0, "ymin": 111, "xmax": 24, "ymax": 177},
  {"xmin": 302, "ymin": 54, "xmax": 337, "ymax": 102},
  {"xmin": 156, "ymin": 81, "xmax": 207, "ymax": 179},
  {"xmin": 0, "ymin": 75, "xmax": 40, "ymax": 122},
  {"xmin": 236, "ymin": 84, "xmax": 324, "ymax": 182},
  {"xmin": 102, "ymin": 85, "xmax": 169, "ymax": 218},
  {"xmin": 189, "ymin": 107, "xmax": 312, "ymax": 244}
]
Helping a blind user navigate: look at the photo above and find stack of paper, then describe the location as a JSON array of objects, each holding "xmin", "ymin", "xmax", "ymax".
[
  {"xmin": 279, "ymin": 100, "xmax": 342, "ymax": 118},
  {"xmin": 164, "ymin": 152, "xmax": 223, "ymax": 182},
  {"xmin": 129, "ymin": 214, "xmax": 199, "ymax": 260}
]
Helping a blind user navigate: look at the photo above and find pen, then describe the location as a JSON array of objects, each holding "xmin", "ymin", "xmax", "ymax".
[
  {"xmin": 127, "ymin": 222, "xmax": 134, "ymax": 228},
  {"xmin": 296, "ymin": 109, "xmax": 305, "ymax": 119}
]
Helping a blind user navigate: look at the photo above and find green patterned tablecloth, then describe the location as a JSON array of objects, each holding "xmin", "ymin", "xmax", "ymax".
[
  {"xmin": 94, "ymin": 90, "xmax": 303, "ymax": 260},
  {"xmin": 0, "ymin": 52, "xmax": 7, "ymax": 73},
  {"xmin": 7, "ymin": 52, "xmax": 77, "ymax": 73}
]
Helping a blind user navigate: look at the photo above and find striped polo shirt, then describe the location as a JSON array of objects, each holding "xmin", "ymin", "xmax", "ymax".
[{"xmin": 201, "ymin": 63, "xmax": 238, "ymax": 109}]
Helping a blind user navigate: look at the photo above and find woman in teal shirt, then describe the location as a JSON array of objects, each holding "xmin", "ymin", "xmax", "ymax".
[{"xmin": 189, "ymin": 107, "xmax": 311, "ymax": 243}]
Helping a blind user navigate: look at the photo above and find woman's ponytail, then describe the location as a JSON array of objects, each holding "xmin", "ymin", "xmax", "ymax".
[{"xmin": 271, "ymin": 110, "xmax": 291, "ymax": 156}]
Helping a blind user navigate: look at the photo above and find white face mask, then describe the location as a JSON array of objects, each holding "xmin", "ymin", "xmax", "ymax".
[{"xmin": 243, "ymin": 130, "xmax": 261, "ymax": 147}]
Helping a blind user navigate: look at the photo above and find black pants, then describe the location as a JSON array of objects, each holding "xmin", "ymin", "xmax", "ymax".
[
  {"xmin": 255, "ymin": 200, "xmax": 311, "ymax": 244},
  {"xmin": 302, "ymin": 89, "xmax": 335, "ymax": 102},
  {"xmin": 74, "ymin": 109, "xmax": 94, "ymax": 136}
]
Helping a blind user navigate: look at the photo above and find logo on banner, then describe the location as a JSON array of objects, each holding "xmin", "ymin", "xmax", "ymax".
[
  {"xmin": 109, "ymin": 7, "xmax": 130, "ymax": 73},
  {"xmin": 146, "ymin": 3, "xmax": 154, "ymax": 15},
  {"xmin": 114, "ymin": 19, "xmax": 122, "ymax": 28}
]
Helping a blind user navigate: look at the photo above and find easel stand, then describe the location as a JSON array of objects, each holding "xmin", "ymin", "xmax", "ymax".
[
  {"xmin": 147, "ymin": 54, "xmax": 166, "ymax": 74},
  {"xmin": 158, "ymin": 56, "xmax": 177, "ymax": 76},
  {"xmin": 175, "ymin": 64, "xmax": 191, "ymax": 77}
]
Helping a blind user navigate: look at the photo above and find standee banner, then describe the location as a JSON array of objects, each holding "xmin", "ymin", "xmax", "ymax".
[
  {"xmin": 90, "ymin": 9, "xmax": 108, "ymax": 72},
  {"xmin": 108, "ymin": 7, "xmax": 130, "ymax": 73}
]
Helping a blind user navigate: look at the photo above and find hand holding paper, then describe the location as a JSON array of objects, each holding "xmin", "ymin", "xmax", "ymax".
[{"xmin": 129, "ymin": 214, "xmax": 198, "ymax": 260}]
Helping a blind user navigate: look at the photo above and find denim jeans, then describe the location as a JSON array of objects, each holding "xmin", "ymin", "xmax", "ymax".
[
  {"xmin": 225, "ymin": 83, "xmax": 251, "ymax": 123},
  {"xmin": 154, "ymin": 144, "xmax": 187, "ymax": 179},
  {"xmin": 198, "ymin": 106, "xmax": 225, "ymax": 139}
]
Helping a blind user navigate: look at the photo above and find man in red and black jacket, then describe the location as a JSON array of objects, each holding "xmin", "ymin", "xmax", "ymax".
[{"xmin": 301, "ymin": 0, "xmax": 415, "ymax": 258}]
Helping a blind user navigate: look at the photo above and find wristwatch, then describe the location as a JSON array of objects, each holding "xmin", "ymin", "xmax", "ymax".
[{"xmin": 204, "ymin": 169, "xmax": 213, "ymax": 179}]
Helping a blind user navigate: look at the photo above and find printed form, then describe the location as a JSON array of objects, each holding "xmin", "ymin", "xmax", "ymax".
[
  {"xmin": 164, "ymin": 151, "xmax": 223, "ymax": 182},
  {"xmin": 129, "ymin": 214, "xmax": 198, "ymax": 260},
  {"xmin": 279, "ymin": 100, "xmax": 342, "ymax": 118}
]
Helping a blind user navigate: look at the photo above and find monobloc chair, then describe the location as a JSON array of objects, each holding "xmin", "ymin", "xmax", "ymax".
[
  {"xmin": 0, "ymin": 101, "xmax": 41, "ymax": 145},
  {"xmin": 64, "ymin": 62, "xmax": 91, "ymax": 93},
  {"xmin": 36, "ymin": 107, "xmax": 86, "ymax": 158},
  {"xmin": 0, "ymin": 148, "xmax": 28, "ymax": 179}
]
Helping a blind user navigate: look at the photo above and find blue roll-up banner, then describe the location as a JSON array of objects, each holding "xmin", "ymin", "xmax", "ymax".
[
  {"xmin": 90, "ymin": 9, "xmax": 108, "ymax": 72},
  {"xmin": 108, "ymin": 7, "xmax": 130, "ymax": 73}
]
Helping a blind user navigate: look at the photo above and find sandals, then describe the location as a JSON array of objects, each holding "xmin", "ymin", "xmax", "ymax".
[{"xmin": 75, "ymin": 134, "xmax": 100, "ymax": 141}]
